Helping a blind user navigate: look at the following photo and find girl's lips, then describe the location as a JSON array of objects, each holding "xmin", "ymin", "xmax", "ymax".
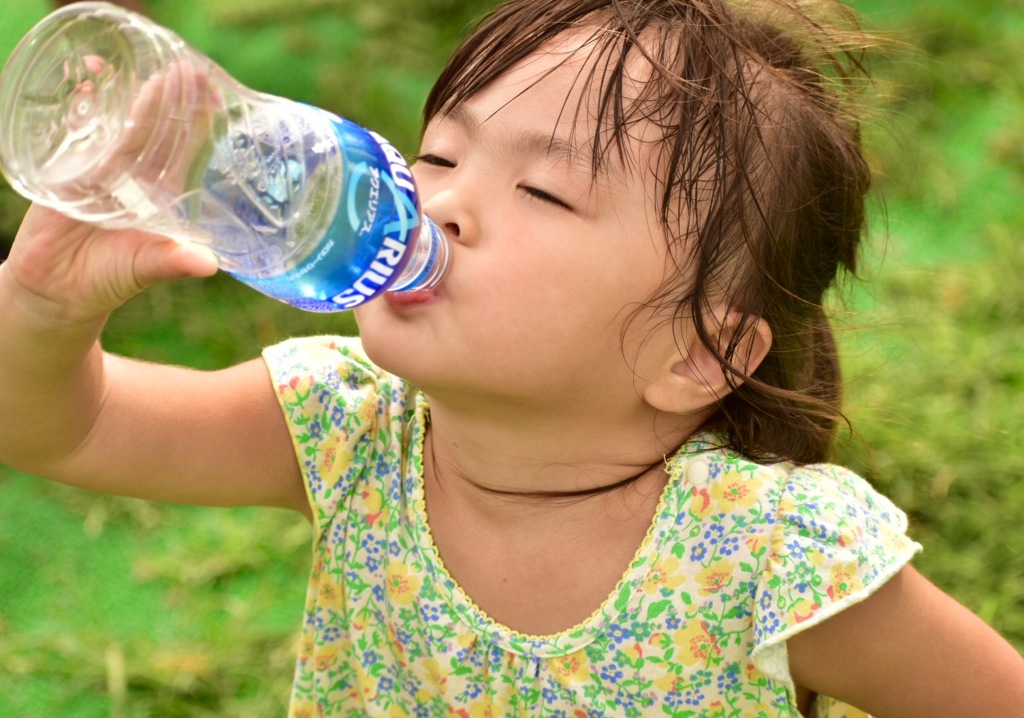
[{"xmin": 382, "ymin": 287, "xmax": 440, "ymax": 310}]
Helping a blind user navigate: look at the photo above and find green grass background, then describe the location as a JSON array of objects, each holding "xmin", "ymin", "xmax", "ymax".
[{"xmin": 0, "ymin": 0, "xmax": 1022, "ymax": 715}]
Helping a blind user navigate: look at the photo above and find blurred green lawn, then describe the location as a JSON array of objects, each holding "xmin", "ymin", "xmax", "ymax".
[{"xmin": 1, "ymin": 0, "xmax": 1022, "ymax": 715}]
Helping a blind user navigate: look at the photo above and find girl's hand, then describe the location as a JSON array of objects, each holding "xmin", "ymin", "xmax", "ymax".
[
  {"xmin": 1, "ymin": 56, "xmax": 222, "ymax": 326},
  {"xmin": 3, "ymin": 203, "xmax": 218, "ymax": 327}
]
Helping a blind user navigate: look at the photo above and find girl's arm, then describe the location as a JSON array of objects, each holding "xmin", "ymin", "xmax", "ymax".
[
  {"xmin": 789, "ymin": 564, "xmax": 1024, "ymax": 717},
  {"xmin": 0, "ymin": 204, "xmax": 307, "ymax": 515}
]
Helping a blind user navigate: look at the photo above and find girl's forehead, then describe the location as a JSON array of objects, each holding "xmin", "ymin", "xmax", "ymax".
[
  {"xmin": 482, "ymin": 29, "xmax": 601, "ymax": 100},
  {"xmin": 505, "ymin": 25, "xmax": 654, "ymax": 98},
  {"xmin": 464, "ymin": 26, "xmax": 664, "ymax": 153}
]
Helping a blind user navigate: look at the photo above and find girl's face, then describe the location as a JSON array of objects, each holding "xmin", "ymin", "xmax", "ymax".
[{"xmin": 356, "ymin": 30, "xmax": 691, "ymax": 419}]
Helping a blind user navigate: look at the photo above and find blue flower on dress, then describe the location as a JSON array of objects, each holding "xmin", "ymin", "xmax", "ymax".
[
  {"xmin": 684, "ymin": 687, "xmax": 706, "ymax": 707},
  {"xmin": 419, "ymin": 604, "xmax": 441, "ymax": 623},
  {"xmin": 608, "ymin": 623, "xmax": 632, "ymax": 644},
  {"xmin": 665, "ymin": 690, "xmax": 685, "ymax": 709},
  {"xmin": 690, "ymin": 542, "xmax": 708, "ymax": 562},
  {"xmin": 600, "ymin": 664, "xmax": 625, "ymax": 682},
  {"xmin": 466, "ymin": 647, "xmax": 485, "ymax": 668},
  {"xmin": 309, "ymin": 609, "xmax": 326, "ymax": 630},
  {"xmin": 331, "ymin": 523, "xmax": 345, "ymax": 543},
  {"xmin": 717, "ymin": 662, "xmax": 741, "ymax": 692},
  {"xmin": 346, "ymin": 373, "xmax": 363, "ymax": 392},
  {"xmin": 704, "ymin": 523, "xmax": 725, "ymax": 544},
  {"xmin": 615, "ymin": 692, "xmax": 637, "ymax": 710},
  {"xmin": 719, "ymin": 535, "xmax": 740, "ymax": 556},
  {"xmin": 808, "ymin": 518, "xmax": 836, "ymax": 543},
  {"xmin": 322, "ymin": 625, "xmax": 341, "ymax": 642},
  {"xmin": 306, "ymin": 465, "xmax": 324, "ymax": 493}
]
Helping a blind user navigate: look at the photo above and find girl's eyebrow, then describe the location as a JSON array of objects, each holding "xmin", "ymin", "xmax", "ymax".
[{"xmin": 444, "ymin": 104, "xmax": 597, "ymax": 176}]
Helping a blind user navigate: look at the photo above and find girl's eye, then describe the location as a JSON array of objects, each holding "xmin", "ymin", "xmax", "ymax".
[
  {"xmin": 412, "ymin": 153, "xmax": 455, "ymax": 168},
  {"xmin": 521, "ymin": 185, "xmax": 573, "ymax": 211}
]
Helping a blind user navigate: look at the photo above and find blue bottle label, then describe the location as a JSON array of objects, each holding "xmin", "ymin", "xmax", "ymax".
[
  {"xmin": 211, "ymin": 112, "xmax": 423, "ymax": 312},
  {"xmin": 327, "ymin": 124, "xmax": 422, "ymax": 309}
]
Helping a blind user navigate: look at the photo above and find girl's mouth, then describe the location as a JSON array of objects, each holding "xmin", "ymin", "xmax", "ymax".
[{"xmin": 382, "ymin": 287, "xmax": 440, "ymax": 310}]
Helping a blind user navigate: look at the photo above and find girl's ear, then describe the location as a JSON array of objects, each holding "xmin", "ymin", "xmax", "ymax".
[{"xmin": 643, "ymin": 308, "xmax": 772, "ymax": 415}]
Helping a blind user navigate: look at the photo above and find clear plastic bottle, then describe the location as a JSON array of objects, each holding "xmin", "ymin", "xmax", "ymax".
[{"xmin": 0, "ymin": 1, "xmax": 448, "ymax": 311}]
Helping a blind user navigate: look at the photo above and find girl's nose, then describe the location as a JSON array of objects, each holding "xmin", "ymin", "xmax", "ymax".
[{"xmin": 420, "ymin": 187, "xmax": 477, "ymax": 247}]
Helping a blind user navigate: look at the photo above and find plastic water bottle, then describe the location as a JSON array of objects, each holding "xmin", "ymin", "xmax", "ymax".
[{"xmin": 0, "ymin": 2, "xmax": 448, "ymax": 311}]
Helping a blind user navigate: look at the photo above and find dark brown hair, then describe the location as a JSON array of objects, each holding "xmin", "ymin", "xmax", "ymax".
[{"xmin": 423, "ymin": 0, "xmax": 874, "ymax": 466}]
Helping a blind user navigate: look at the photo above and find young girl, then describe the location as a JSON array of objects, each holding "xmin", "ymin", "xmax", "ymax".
[{"xmin": 1, "ymin": 0, "xmax": 1022, "ymax": 715}]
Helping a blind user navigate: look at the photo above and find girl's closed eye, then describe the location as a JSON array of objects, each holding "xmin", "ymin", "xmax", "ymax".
[
  {"xmin": 519, "ymin": 184, "xmax": 573, "ymax": 211},
  {"xmin": 412, "ymin": 153, "xmax": 455, "ymax": 168},
  {"xmin": 416, "ymin": 151, "xmax": 574, "ymax": 211}
]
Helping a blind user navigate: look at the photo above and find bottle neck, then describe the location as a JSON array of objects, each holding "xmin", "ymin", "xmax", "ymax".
[{"xmin": 389, "ymin": 215, "xmax": 450, "ymax": 292}]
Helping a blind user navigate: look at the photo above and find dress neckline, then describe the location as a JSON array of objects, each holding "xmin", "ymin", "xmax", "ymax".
[{"xmin": 405, "ymin": 392, "xmax": 695, "ymax": 657}]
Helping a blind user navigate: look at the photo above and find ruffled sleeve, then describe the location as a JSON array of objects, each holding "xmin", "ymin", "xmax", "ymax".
[
  {"xmin": 262, "ymin": 335, "xmax": 384, "ymax": 542},
  {"xmin": 750, "ymin": 463, "xmax": 922, "ymax": 685}
]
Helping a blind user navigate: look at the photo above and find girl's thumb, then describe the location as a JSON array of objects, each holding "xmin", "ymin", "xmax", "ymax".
[
  {"xmin": 133, "ymin": 240, "xmax": 220, "ymax": 287},
  {"xmin": 167, "ymin": 242, "xmax": 220, "ymax": 279}
]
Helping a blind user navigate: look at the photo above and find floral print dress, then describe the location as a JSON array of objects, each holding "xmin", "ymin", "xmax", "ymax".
[{"xmin": 263, "ymin": 336, "xmax": 921, "ymax": 718}]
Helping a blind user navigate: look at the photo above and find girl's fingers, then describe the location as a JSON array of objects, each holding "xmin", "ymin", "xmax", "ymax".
[{"xmin": 154, "ymin": 241, "xmax": 220, "ymax": 282}]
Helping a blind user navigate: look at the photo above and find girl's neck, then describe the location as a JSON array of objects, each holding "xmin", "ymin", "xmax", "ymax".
[
  {"xmin": 422, "ymin": 392, "xmax": 703, "ymax": 524},
  {"xmin": 421, "ymin": 422, "xmax": 675, "ymax": 635}
]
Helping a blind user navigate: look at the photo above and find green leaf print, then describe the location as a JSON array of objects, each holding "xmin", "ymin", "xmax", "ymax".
[
  {"xmin": 647, "ymin": 599, "xmax": 673, "ymax": 620},
  {"xmin": 616, "ymin": 583, "xmax": 633, "ymax": 611}
]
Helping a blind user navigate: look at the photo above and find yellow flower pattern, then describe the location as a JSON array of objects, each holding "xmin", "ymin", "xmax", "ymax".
[
  {"xmin": 644, "ymin": 555, "xmax": 686, "ymax": 594},
  {"xmin": 710, "ymin": 470, "xmax": 763, "ymax": 512},
  {"xmin": 695, "ymin": 560, "xmax": 737, "ymax": 596},
  {"xmin": 385, "ymin": 562, "xmax": 422, "ymax": 606},
  {"xmin": 265, "ymin": 337, "xmax": 922, "ymax": 718},
  {"xmin": 549, "ymin": 650, "xmax": 592, "ymax": 686},
  {"xmin": 672, "ymin": 619, "xmax": 721, "ymax": 666}
]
